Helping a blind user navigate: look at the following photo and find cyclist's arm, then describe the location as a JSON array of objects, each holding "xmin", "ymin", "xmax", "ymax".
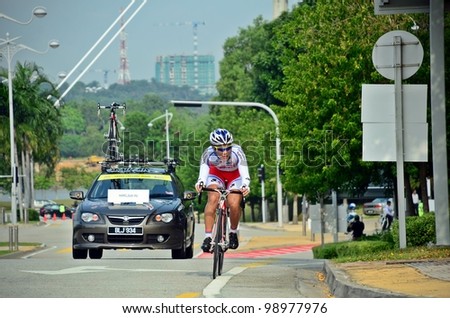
[
  {"xmin": 196, "ymin": 150, "xmax": 210, "ymax": 191},
  {"xmin": 235, "ymin": 146, "xmax": 250, "ymax": 188}
]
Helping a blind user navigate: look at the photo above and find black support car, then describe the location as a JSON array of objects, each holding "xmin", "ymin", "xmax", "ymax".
[{"xmin": 69, "ymin": 160, "xmax": 197, "ymax": 260}]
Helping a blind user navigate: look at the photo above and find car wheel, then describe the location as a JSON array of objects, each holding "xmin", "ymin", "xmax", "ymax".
[
  {"xmin": 185, "ymin": 239, "xmax": 194, "ymax": 259},
  {"xmin": 73, "ymin": 248, "xmax": 88, "ymax": 259},
  {"xmin": 185, "ymin": 224, "xmax": 195, "ymax": 259},
  {"xmin": 172, "ymin": 244, "xmax": 187, "ymax": 259},
  {"xmin": 89, "ymin": 248, "xmax": 103, "ymax": 259},
  {"xmin": 171, "ymin": 230, "xmax": 187, "ymax": 259}
]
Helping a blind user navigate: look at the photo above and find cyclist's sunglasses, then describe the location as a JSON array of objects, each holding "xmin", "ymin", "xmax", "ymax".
[{"xmin": 214, "ymin": 145, "xmax": 232, "ymax": 152}]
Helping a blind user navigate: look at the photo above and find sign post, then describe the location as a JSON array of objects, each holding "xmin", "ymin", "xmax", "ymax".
[{"xmin": 371, "ymin": 30, "xmax": 424, "ymax": 248}]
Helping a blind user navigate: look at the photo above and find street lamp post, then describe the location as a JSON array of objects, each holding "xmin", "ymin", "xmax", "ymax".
[
  {"xmin": 0, "ymin": 7, "xmax": 47, "ymax": 24},
  {"xmin": 172, "ymin": 100, "xmax": 283, "ymax": 228},
  {"xmin": 148, "ymin": 110, "xmax": 173, "ymax": 160},
  {"xmin": 0, "ymin": 8, "xmax": 59, "ymax": 224}
]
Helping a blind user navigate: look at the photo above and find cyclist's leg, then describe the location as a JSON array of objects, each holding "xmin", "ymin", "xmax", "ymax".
[
  {"xmin": 227, "ymin": 178, "xmax": 243, "ymax": 249},
  {"xmin": 201, "ymin": 176, "xmax": 223, "ymax": 252},
  {"xmin": 227, "ymin": 177, "xmax": 243, "ymax": 230},
  {"xmin": 204, "ymin": 176, "xmax": 223, "ymax": 232}
]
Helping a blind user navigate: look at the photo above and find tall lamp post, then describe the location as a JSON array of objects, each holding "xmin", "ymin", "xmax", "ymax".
[
  {"xmin": 0, "ymin": 7, "xmax": 47, "ymax": 24},
  {"xmin": 148, "ymin": 110, "xmax": 173, "ymax": 160},
  {"xmin": 0, "ymin": 7, "xmax": 59, "ymax": 224}
]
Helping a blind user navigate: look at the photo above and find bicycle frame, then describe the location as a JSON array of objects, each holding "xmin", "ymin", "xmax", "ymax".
[
  {"xmin": 212, "ymin": 189, "xmax": 230, "ymax": 251},
  {"xmin": 97, "ymin": 102, "xmax": 126, "ymax": 161}
]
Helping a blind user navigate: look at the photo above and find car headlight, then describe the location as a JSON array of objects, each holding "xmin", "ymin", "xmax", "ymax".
[
  {"xmin": 155, "ymin": 213, "xmax": 173, "ymax": 223},
  {"xmin": 81, "ymin": 212, "xmax": 100, "ymax": 223}
]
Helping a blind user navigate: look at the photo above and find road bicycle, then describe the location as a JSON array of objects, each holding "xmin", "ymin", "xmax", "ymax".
[
  {"xmin": 199, "ymin": 186, "xmax": 243, "ymax": 279},
  {"xmin": 97, "ymin": 102, "xmax": 126, "ymax": 161}
]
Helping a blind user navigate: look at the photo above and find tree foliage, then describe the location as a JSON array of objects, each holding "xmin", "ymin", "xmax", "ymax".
[{"xmin": 0, "ymin": 62, "xmax": 63, "ymax": 188}]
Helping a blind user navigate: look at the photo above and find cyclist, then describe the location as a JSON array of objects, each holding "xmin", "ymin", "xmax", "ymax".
[{"xmin": 195, "ymin": 128, "xmax": 250, "ymax": 252}]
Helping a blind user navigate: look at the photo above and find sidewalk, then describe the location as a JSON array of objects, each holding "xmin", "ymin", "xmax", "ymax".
[{"xmin": 240, "ymin": 221, "xmax": 450, "ymax": 298}]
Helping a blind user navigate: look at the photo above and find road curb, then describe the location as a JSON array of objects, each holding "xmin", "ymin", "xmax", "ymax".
[{"xmin": 323, "ymin": 260, "xmax": 410, "ymax": 298}]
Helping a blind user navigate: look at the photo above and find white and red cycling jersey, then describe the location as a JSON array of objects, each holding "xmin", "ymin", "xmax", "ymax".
[{"xmin": 197, "ymin": 145, "xmax": 250, "ymax": 190}]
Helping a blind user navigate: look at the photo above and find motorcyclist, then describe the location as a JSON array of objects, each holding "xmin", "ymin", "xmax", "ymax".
[
  {"xmin": 346, "ymin": 214, "xmax": 365, "ymax": 240},
  {"xmin": 347, "ymin": 203, "xmax": 357, "ymax": 223}
]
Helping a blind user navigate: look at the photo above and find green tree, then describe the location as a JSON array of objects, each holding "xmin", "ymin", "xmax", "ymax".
[
  {"xmin": 122, "ymin": 111, "xmax": 151, "ymax": 159},
  {"xmin": 262, "ymin": 1, "xmax": 423, "ymax": 206},
  {"xmin": 0, "ymin": 62, "xmax": 63, "ymax": 210},
  {"xmin": 60, "ymin": 167, "xmax": 98, "ymax": 190}
]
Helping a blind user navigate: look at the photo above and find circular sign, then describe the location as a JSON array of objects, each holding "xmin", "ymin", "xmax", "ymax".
[{"xmin": 372, "ymin": 30, "xmax": 423, "ymax": 80}]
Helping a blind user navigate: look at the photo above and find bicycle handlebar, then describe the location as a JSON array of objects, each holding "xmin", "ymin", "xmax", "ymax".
[
  {"xmin": 97, "ymin": 102, "xmax": 126, "ymax": 110},
  {"xmin": 198, "ymin": 186, "xmax": 243, "ymax": 205},
  {"xmin": 97, "ymin": 102, "xmax": 126, "ymax": 116}
]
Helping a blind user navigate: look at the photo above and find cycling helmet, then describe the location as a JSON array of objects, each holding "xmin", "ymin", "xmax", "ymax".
[
  {"xmin": 349, "ymin": 203, "xmax": 356, "ymax": 210},
  {"xmin": 209, "ymin": 128, "xmax": 233, "ymax": 146}
]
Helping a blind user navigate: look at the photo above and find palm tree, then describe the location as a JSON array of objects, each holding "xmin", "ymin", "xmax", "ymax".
[{"xmin": 0, "ymin": 62, "xmax": 63, "ymax": 218}]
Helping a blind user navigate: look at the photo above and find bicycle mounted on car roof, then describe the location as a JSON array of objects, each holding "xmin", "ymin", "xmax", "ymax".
[
  {"xmin": 97, "ymin": 102, "xmax": 183, "ymax": 174},
  {"xmin": 97, "ymin": 102, "xmax": 126, "ymax": 161}
]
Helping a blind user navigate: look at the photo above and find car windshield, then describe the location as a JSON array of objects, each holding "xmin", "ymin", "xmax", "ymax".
[
  {"xmin": 372, "ymin": 198, "xmax": 387, "ymax": 203},
  {"xmin": 88, "ymin": 174, "xmax": 174, "ymax": 200}
]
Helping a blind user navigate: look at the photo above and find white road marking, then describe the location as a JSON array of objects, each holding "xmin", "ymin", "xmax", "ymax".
[
  {"xmin": 21, "ymin": 266, "xmax": 197, "ymax": 275},
  {"xmin": 21, "ymin": 246, "xmax": 56, "ymax": 259},
  {"xmin": 203, "ymin": 266, "xmax": 247, "ymax": 298}
]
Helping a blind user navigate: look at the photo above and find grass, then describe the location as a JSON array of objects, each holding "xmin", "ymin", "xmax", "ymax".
[
  {"xmin": 333, "ymin": 245, "xmax": 450, "ymax": 263},
  {"xmin": 0, "ymin": 241, "xmax": 42, "ymax": 257}
]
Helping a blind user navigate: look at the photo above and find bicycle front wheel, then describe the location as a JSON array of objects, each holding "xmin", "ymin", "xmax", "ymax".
[
  {"xmin": 212, "ymin": 209, "xmax": 224, "ymax": 279},
  {"xmin": 217, "ymin": 211, "xmax": 228, "ymax": 276}
]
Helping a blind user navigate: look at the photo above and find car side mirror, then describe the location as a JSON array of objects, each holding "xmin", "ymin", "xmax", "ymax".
[{"xmin": 70, "ymin": 190, "xmax": 85, "ymax": 200}]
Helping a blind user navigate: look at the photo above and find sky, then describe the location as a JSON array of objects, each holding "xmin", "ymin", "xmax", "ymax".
[{"xmin": 0, "ymin": 0, "xmax": 299, "ymax": 86}]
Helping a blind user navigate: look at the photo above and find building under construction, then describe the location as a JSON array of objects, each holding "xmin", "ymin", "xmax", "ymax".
[
  {"xmin": 153, "ymin": 1, "xmax": 289, "ymax": 95},
  {"xmin": 155, "ymin": 54, "xmax": 216, "ymax": 96}
]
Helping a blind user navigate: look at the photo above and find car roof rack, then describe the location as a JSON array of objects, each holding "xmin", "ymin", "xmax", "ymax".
[{"xmin": 99, "ymin": 158, "xmax": 179, "ymax": 173}]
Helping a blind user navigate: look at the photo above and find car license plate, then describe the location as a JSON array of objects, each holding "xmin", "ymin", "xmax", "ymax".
[{"xmin": 108, "ymin": 226, "xmax": 143, "ymax": 235}]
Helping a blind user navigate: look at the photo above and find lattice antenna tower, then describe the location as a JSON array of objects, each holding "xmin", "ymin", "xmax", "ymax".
[{"xmin": 117, "ymin": 10, "xmax": 131, "ymax": 85}]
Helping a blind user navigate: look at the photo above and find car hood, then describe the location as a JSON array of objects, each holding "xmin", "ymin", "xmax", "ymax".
[{"xmin": 79, "ymin": 198, "xmax": 181, "ymax": 215}]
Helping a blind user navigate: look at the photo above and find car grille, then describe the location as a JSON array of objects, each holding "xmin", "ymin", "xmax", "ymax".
[
  {"xmin": 108, "ymin": 235, "xmax": 144, "ymax": 244},
  {"xmin": 107, "ymin": 215, "xmax": 145, "ymax": 225}
]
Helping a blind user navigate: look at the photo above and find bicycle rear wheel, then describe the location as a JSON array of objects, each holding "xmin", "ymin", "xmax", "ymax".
[{"xmin": 212, "ymin": 210, "xmax": 223, "ymax": 279}]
